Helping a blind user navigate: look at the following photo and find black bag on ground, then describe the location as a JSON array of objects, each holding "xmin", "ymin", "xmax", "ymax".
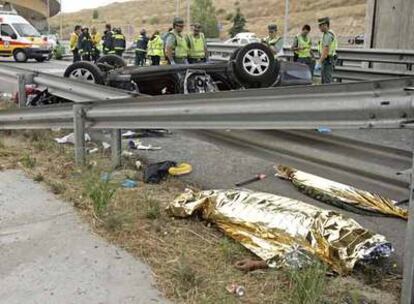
[{"xmin": 143, "ymin": 161, "xmax": 177, "ymax": 184}]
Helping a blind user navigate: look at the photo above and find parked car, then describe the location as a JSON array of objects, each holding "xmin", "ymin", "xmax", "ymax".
[
  {"xmin": 224, "ymin": 32, "xmax": 260, "ymax": 45},
  {"xmin": 63, "ymin": 43, "xmax": 312, "ymax": 96}
]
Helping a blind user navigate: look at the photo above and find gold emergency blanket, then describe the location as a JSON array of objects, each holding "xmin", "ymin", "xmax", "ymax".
[
  {"xmin": 275, "ymin": 165, "xmax": 408, "ymax": 220},
  {"xmin": 167, "ymin": 189, "xmax": 392, "ymax": 274}
]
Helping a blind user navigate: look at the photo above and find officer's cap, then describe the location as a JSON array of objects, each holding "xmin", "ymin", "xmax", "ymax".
[
  {"xmin": 173, "ymin": 17, "xmax": 185, "ymax": 25},
  {"xmin": 268, "ymin": 24, "xmax": 277, "ymax": 32},
  {"xmin": 318, "ymin": 17, "xmax": 330, "ymax": 25}
]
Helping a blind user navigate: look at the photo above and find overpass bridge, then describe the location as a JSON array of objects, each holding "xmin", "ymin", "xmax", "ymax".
[{"xmin": 0, "ymin": 0, "xmax": 60, "ymax": 32}]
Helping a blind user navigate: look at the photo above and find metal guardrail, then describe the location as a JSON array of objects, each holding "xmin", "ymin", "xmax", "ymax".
[
  {"xmin": 206, "ymin": 43, "xmax": 414, "ymax": 81},
  {"xmin": 0, "ymin": 63, "xmax": 413, "ymax": 149}
]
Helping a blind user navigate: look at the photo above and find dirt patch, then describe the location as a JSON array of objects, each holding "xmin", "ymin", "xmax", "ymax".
[{"xmin": 0, "ymin": 130, "xmax": 400, "ymax": 304}]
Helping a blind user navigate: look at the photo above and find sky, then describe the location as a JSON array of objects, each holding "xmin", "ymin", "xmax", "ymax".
[{"xmin": 61, "ymin": 0, "xmax": 132, "ymax": 13}]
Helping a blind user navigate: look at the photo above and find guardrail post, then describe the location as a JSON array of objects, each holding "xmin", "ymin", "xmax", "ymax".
[
  {"xmin": 73, "ymin": 104, "xmax": 86, "ymax": 166},
  {"xmin": 111, "ymin": 129, "xmax": 122, "ymax": 168},
  {"xmin": 17, "ymin": 74, "xmax": 27, "ymax": 108},
  {"xmin": 401, "ymin": 141, "xmax": 414, "ymax": 304}
]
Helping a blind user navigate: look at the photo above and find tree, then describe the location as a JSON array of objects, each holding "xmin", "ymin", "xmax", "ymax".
[
  {"xmin": 92, "ymin": 9, "xmax": 99, "ymax": 20},
  {"xmin": 191, "ymin": 0, "xmax": 219, "ymax": 38},
  {"xmin": 229, "ymin": 7, "xmax": 247, "ymax": 37}
]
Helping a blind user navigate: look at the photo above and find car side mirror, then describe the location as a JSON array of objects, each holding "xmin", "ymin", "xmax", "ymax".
[{"xmin": 10, "ymin": 33, "xmax": 17, "ymax": 40}]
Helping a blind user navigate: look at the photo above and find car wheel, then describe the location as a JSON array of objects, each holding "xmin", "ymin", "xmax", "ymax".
[
  {"xmin": 96, "ymin": 54, "xmax": 126, "ymax": 70},
  {"xmin": 64, "ymin": 61, "xmax": 105, "ymax": 85},
  {"xmin": 13, "ymin": 49, "xmax": 28, "ymax": 63},
  {"xmin": 35, "ymin": 57, "xmax": 46, "ymax": 62},
  {"xmin": 233, "ymin": 43, "xmax": 277, "ymax": 88}
]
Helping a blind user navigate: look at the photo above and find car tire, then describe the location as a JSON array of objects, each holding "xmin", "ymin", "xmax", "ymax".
[
  {"xmin": 233, "ymin": 43, "xmax": 277, "ymax": 88},
  {"xmin": 35, "ymin": 57, "xmax": 46, "ymax": 62},
  {"xmin": 13, "ymin": 49, "xmax": 28, "ymax": 63},
  {"xmin": 64, "ymin": 61, "xmax": 105, "ymax": 85},
  {"xmin": 96, "ymin": 54, "xmax": 127, "ymax": 69}
]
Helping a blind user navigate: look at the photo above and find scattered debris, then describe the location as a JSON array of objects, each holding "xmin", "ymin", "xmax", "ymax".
[
  {"xmin": 128, "ymin": 140, "xmax": 162, "ymax": 151},
  {"xmin": 122, "ymin": 129, "xmax": 171, "ymax": 139},
  {"xmin": 317, "ymin": 127, "xmax": 332, "ymax": 134},
  {"xmin": 122, "ymin": 130, "xmax": 138, "ymax": 138},
  {"xmin": 226, "ymin": 283, "xmax": 246, "ymax": 297},
  {"xmin": 87, "ymin": 148, "xmax": 99, "ymax": 154},
  {"xmin": 275, "ymin": 165, "xmax": 408, "ymax": 220},
  {"xmin": 167, "ymin": 189, "xmax": 393, "ymax": 274},
  {"xmin": 144, "ymin": 161, "xmax": 177, "ymax": 184},
  {"xmin": 235, "ymin": 173, "xmax": 267, "ymax": 187},
  {"xmin": 54, "ymin": 133, "xmax": 91, "ymax": 145},
  {"xmin": 121, "ymin": 151, "xmax": 134, "ymax": 157},
  {"xmin": 168, "ymin": 163, "xmax": 193, "ymax": 176},
  {"xmin": 102, "ymin": 142, "xmax": 111, "ymax": 150},
  {"xmin": 121, "ymin": 179, "xmax": 138, "ymax": 188}
]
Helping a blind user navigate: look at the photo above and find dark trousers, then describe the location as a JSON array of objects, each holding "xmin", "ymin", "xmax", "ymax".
[
  {"xmin": 72, "ymin": 49, "xmax": 81, "ymax": 62},
  {"xmin": 188, "ymin": 58, "xmax": 206, "ymax": 64},
  {"xmin": 321, "ymin": 61, "xmax": 334, "ymax": 84},
  {"xmin": 115, "ymin": 50, "xmax": 124, "ymax": 57},
  {"xmin": 297, "ymin": 57, "xmax": 315, "ymax": 76},
  {"xmin": 135, "ymin": 51, "xmax": 146, "ymax": 66},
  {"xmin": 151, "ymin": 56, "xmax": 160, "ymax": 66},
  {"xmin": 81, "ymin": 53, "xmax": 91, "ymax": 61}
]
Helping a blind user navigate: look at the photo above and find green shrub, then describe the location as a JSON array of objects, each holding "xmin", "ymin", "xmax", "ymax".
[{"xmin": 287, "ymin": 262, "xmax": 327, "ymax": 304}]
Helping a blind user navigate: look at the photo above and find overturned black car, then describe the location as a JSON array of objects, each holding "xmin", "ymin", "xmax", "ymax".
[{"xmin": 63, "ymin": 43, "xmax": 312, "ymax": 95}]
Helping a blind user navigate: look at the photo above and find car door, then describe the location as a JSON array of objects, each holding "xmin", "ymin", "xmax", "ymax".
[{"xmin": 0, "ymin": 23, "xmax": 16, "ymax": 56}]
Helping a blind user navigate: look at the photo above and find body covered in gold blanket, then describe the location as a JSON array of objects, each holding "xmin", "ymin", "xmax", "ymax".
[
  {"xmin": 275, "ymin": 165, "xmax": 407, "ymax": 220},
  {"xmin": 167, "ymin": 189, "xmax": 392, "ymax": 274}
]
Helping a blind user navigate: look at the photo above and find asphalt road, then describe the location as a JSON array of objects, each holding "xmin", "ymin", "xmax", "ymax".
[{"xmin": 1, "ymin": 58, "xmax": 413, "ymax": 272}]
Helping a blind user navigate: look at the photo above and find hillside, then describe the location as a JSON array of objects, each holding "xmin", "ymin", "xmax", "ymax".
[{"xmin": 50, "ymin": 0, "xmax": 367, "ymax": 41}]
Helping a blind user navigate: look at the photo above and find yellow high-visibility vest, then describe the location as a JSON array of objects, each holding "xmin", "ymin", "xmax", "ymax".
[
  {"xmin": 187, "ymin": 33, "xmax": 206, "ymax": 59},
  {"xmin": 296, "ymin": 34, "xmax": 312, "ymax": 58}
]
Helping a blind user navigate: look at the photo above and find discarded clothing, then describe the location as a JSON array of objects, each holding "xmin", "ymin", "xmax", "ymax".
[
  {"xmin": 167, "ymin": 188, "xmax": 392, "ymax": 274},
  {"xmin": 144, "ymin": 161, "xmax": 177, "ymax": 184},
  {"xmin": 275, "ymin": 165, "xmax": 408, "ymax": 220},
  {"xmin": 54, "ymin": 133, "xmax": 91, "ymax": 144}
]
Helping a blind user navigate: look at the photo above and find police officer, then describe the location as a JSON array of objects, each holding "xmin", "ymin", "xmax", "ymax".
[
  {"xmin": 69, "ymin": 25, "xmax": 82, "ymax": 62},
  {"xmin": 263, "ymin": 24, "xmax": 283, "ymax": 55},
  {"xmin": 90, "ymin": 26, "xmax": 102, "ymax": 62},
  {"xmin": 135, "ymin": 29, "xmax": 149, "ymax": 66},
  {"xmin": 292, "ymin": 24, "xmax": 314, "ymax": 74},
  {"xmin": 165, "ymin": 17, "xmax": 189, "ymax": 64},
  {"xmin": 148, "ymin": 30, "xmax": 163, "ymax": 66},
  {"xmin": 78, "ymin": 27, "xmax": 93, "ymax": 61},
  {"xmin": 113, "ymin": 27, "xmax": 126, "ymax": 57},
  {"xmin": 187, "ymin": 23, "xmax": 208, "ymax": 64},
  {"xmin": 102, "ymin": 24, "xmax": 114, "ymax": 55},
  {"xmin": 316, "ymin": 17, "xmax": 338, "ymax": 84}
]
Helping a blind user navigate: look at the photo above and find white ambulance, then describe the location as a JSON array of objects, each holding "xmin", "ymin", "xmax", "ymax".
[{"xmin": 0, "ymin": 7, "xmax": 53, "ymax": 62}]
